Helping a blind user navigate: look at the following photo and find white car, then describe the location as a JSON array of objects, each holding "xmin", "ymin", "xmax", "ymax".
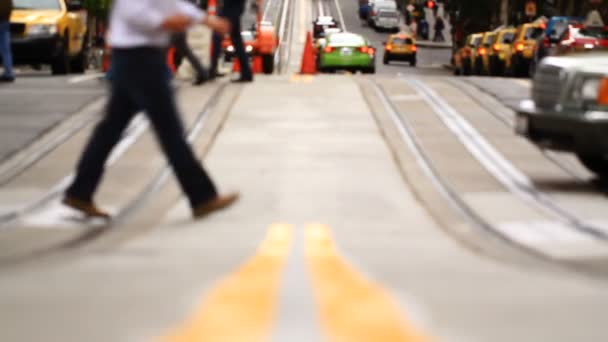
[{"xmin": 368, "ymin": 0, "xmax": 400, "ymax": 31}]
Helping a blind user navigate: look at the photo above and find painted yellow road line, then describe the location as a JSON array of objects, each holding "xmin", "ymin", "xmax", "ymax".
[
  {"xmin": 162, "ymin": 224, "xmax": 294, "ymax": 342},
  {"xmin": 304, "ymin": 224, "xmax": 431, "ymax": 342}
]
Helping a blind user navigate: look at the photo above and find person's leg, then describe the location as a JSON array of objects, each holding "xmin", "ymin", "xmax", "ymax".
[
  {"xmin": 65, "ymin": 52, "xmax": 139, "ymax": 203},
  {"xmin": 230, "ymin": 17, "xmax": 252, "ymax": 80},
  {"xmin": 209, "ymin": 30, "xmax": 223, "ymax": 77},
  {"xmin": 0, "ymin": 21, "xmax": 14, "ymax": 79},
  {"xmin": 130, "ymin": 51, "xmax": 217, "ymax": 208},
  {"xmin": 173, "ymin": 31, "xmax": 207, "ymax": 80}
]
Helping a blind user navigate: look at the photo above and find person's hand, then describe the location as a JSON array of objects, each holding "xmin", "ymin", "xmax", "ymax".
[
  {"xmin": 162, "ymin": 14, "xmax": 193, "ymax": 32},
  {"xmin": 204, "ymin": 16, "xmax": 231, "ymax": 34}
]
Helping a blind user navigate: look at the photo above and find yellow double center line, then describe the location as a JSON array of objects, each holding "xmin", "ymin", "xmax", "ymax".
[{"xmin": 162, "ymin": 224, "xmax": 431, "ymax": 341}]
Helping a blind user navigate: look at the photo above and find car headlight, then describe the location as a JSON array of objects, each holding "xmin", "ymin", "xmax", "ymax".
[
  {"xmin": 570, "ymin": 75, "xmax": 607, "ymax": 110},
  {"xmin": 246, "ymin": 45, "xmax": 253, "ymax": 53},
  {"xmin": 27, "ymin": 24, "xmax": 57, "ymax": 36},
  {"xmin": 226, "ymin": 45, "xmax": 235, "ymax": 52}
]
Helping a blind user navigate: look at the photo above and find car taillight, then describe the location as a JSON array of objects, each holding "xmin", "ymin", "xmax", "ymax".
[
  {"xmin": 385, "ymin": 44, "xmax": 392, "ymax": 51},
  {"xmin": 478, "ymin": 47, "xmax": 487, "ymax": 55},
  {"xmin": 515, "ymin": 42, "xmax": 525, "ymax": 52},
  {"xmin": 493, "ymin": 44, "xmax": 500, "ymax": 52},
  {"xmin": 599, "ymin": 78, "xmax": 608, "ymax": 105},
  {"xmin": 323, "ymin": 46, "xmax": 334, "ymax": 53},
  {"xmin": 359, "ymin": 46, "xmax": 369, "ymax": 53},
  {"xmin": 411, "ymin": 45, "xmax": 417, "ymax": 52}
]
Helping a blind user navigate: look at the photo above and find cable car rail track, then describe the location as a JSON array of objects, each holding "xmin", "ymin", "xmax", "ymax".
[{"xmin": 370, "ymin": 80, "xmax": 608, "ymax": 273}]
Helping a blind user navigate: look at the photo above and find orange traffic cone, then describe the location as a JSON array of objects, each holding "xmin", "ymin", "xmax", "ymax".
[
  {"xmin": 232, "ymin": 58, "xmax": 241, "ymax": 72},
  {"xmin": 300, "ymin": 31, "xmax": 317, "ymax": 75},
  {"xmin": 252, "ymin": 55, "xmax": 263, "ymax": 74},
  {"xmin": 166, "ymin": 47, "xmax": 177, "ymax": 74}
]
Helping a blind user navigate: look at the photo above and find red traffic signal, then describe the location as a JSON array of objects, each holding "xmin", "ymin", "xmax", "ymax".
[{"xmin": 426, "ymin": 0, "xmax": 436, "ymax": 8}]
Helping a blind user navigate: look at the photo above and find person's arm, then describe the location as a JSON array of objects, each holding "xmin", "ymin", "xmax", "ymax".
[{"xmin": 176, "ymin": 0, "xmax": 231, "ymax": 34}]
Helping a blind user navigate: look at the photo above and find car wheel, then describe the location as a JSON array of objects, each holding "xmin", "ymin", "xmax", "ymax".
[
  {"xmin": 528, "ymin": 59, "xmax": 537, "ymax": 78},
  {"xmin": 70, "ymin": 32, "xmax": 88, "ymax": 74},
  {"xmin": 410, "ymin": 57, "xmax": 416, "ymax": 67},
  {"xmin": 577, "ymin": 154, "xmax": 608, "ymax": 178},
  {"xmin": 453, "ymin": 66, "xmax": 461, "ymax": 75},
  {"xmin": 262, "ymin": 53, "xmax": 274, "ymax": 74},
  {"xmin": 383, "ymin": 54, "xmax": 389, "ymax": 65},
  {"xmin": 51, "ymin": 33, "xmax": 71, "ymax": 75}
]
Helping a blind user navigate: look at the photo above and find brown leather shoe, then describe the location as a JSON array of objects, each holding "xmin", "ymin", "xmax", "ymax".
[
  {"xmin": 62, "ymin": 196, "xmax": 111, "ymax": 219},
  {"xmin": 192, "ymin": 193, "xmax": 239, "ymax": 219}
]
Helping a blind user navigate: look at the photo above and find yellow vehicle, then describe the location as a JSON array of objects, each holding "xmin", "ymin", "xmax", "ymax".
[
  {"xmin": 474, "ymin": 31, "xmax": 497, "ymax": 75},
  {"xmin": 506, "ymin": 22, "xmax": 544, "ymax": 77},
  {"xmin": 489, "ymin": 27, "xmax": 516, "ymax": 76},
  {"xmin": 453, "ymin": 33, "xmax": 482, "ymax": 75},
  {"xmin": 10, "ymin": 0, "xmax": 88, "ymax": 75},
  {"xmin": 382, "ymin": 33, "xmax": 417, "ymax": 66}
]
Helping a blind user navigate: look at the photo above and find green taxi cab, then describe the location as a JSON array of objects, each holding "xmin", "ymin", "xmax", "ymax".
[{"xmin": 318, "ymin": 32, "xmax": 376, "ymax": 74}]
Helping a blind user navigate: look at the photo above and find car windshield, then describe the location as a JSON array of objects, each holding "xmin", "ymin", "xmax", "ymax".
[
  {"xmin": 330, "ymin": 34, "xmax": 365, "ymax": 46},
  {"xmin": 501, "ymin": 32, "xmax": 515, "ymax": 43},
  {"xmin": 471, "ymin": 36, "xmax": 482, "ymax": 47},
  {"xmin": 392, "ymin": 38, "xmax": 413, "ymax": 45},
  {"xmin": 13, "ymin": 0, "xmax": 60, "ymax": 10},
  {"xmin": 241, "ymin": 32, "xmax": 255, "ymax": 42},
  {"xmin": 524, "ymin": 27, "xmax": 542, "ymax": 40},
  {"xmin": 375, "ymin": 1, "xmax": 397, "ymax": 9},
  {"xmin": 484, "ymin": 35, "xmax": 496, "ymax": 45},
  {"xmin": 577, "ymin": 27, "xmax": 608, "ymax": 40}
]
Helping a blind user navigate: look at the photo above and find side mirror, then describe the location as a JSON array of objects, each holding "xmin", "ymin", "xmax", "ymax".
[{"xmin": 67, "ymin": 0, "xmax": 83, "ymax": 11}]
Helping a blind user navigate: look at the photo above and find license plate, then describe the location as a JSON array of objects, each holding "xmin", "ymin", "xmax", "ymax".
[
  {"xmin": 515, "ymin": 114, "xmax": 529, "ymax": 135},
  {"xmin": 340, "ymin": 48, "xmax": 352, "ymax": 56}
]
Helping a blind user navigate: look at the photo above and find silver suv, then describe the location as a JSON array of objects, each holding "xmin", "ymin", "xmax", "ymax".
[{"xmin": 516, "ymin": 53, "xmax": 608, "ymax": 178}]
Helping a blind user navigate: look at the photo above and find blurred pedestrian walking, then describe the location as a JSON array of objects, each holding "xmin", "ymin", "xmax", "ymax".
[
  {"xmin": 433, "ymin": 16, "xmax": 445, "ymax": 42},
  {"xmin": 171, "ymin": 0, "xmax": 209, "ymax": 85},
  {"xmin": 210, "ymin": 0, "xmax": 253, "ymax": 82},
  {"xmin": 0, "ymin": 0, "xmax": 15, "ymax": 82},
  {"xmin": 63, "ymin": 0, "xmax": 238, "ymax": 220}
]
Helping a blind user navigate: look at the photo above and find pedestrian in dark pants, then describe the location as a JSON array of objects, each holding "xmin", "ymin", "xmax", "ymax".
[
  {"xmin": 171, "ymin": 31, "xmax": 209, "ymax": 85},
  {"xmin": 63, "ymin": 0, "xmax": 238, "ymax": 219},
  {"xmin": 0, "ymin": 0, "xmax": 15, "ymax": 82},
  {"xmin": 433, "ymin": 17, "xmax": 445, "ymax": 42},
  {"xmin": 171, "ymin": 0, "xmax": 209, "ymax": 85},
  {"xmin": 210, "ymin": 0, "xmax": 252, "ymax": 82}
]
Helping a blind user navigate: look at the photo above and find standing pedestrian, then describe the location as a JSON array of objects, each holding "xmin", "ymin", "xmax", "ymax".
[
  {"xmin": 0, "ymin": 0, "xmax": 15, "ymax": 83},
  {"xmin": 209, "ymin": 0, "xmax": 253, "ymax": 82},
  {"xmin": 63, "ymin": 0, "xmax": 238, "ymax": 219},
  {"xmin": 433, "ymin": 16, "xmax": 445, "ymax": 42}
]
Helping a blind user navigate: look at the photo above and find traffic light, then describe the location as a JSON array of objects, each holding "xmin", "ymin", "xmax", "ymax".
[{"xmin": 426, "ymin": 0, "xmax": 436, "ymax": 9}]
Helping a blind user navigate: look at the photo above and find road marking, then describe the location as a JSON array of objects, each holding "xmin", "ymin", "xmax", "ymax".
[
  {"xmin": 333, "ymin": 0, "xmax": 347, "ymax": 31},
  {"xmin": 304, "ymin": 224, "xmax": 430, "ymax": 341},
  {"xmin": 162, "ymin": 224, "xmax": 294, "ymax": 342},
  {"xmin": 290, "ymin": 74, "xmax": 314, "ymax": 83},
  {"xmin": 68, "ymin": 73, "xmax": 104, "ymax": 84}
]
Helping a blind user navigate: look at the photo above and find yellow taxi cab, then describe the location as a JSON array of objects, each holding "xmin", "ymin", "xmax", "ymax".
[
  {"xmin": 382, "ymin": 32, "xmax": 417, "ymax": 66},
  {"xmin": 489, "ymin": 27, "xmax": 516, "ymax": 76},
  {"xmin": 10, "ymin": 0, "xmax": 88, "ymax": 75},
  {"xmin": 454, "ymin": 33, "xmax": 482, "ymax": 75},
  {"xmin": 474, "ymin": 31, "xmax": 497, "ymax": 75},
  {"xmin": 506, "ymin": 22, "xmax": 545, "ymax": 77}
]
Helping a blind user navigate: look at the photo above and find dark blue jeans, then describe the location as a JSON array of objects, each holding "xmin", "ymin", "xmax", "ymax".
[
  {"xmin": 0, "ymin": 21, "xmax": 14, "ymax": 78},
  {"xmin": 66, "ymin": 47, "xmax": 217, "ymax": 208}
]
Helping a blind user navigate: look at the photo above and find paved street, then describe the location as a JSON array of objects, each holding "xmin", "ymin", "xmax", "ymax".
[{"xmin": 1, "ymin": 0, "xmax": 608, "ymax": 341}]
